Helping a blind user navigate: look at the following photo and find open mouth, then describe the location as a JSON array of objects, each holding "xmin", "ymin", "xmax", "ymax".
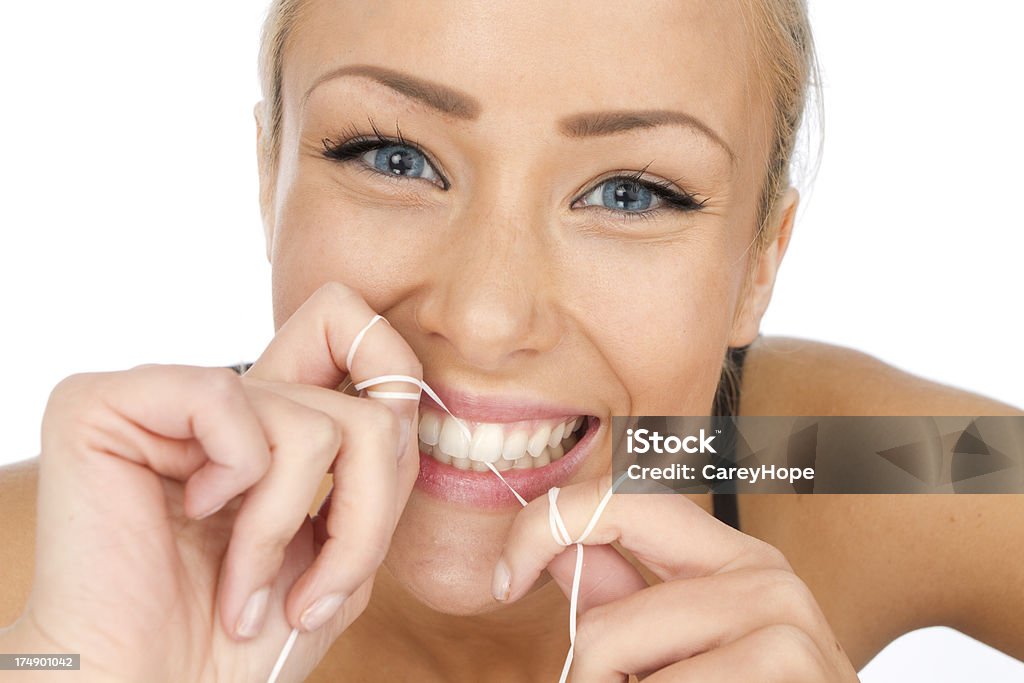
[
  {"xmin": 414, "ymin": 403, "xmax": 601, "ymax": 507},
  {"xmin": 417, "ymin": 411, "xmax": 589, "ymax": 471}
]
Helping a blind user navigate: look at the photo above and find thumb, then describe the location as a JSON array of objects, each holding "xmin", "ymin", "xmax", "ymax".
[{"xmin": 546, "ymin": 544, "xmax": 648, "ymax": 613}]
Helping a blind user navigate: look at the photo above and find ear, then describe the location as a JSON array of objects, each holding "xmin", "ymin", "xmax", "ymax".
[
  {"xmin": 254, "ymin": 101, "xmax": 274, "ymax": 263},
  {"xmin": 729, "ymin": 187, "xmax": 799, "ymax": 347}
]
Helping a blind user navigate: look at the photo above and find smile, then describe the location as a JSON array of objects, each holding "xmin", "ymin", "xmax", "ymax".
[
  {"xmin": 417, "ymin": 411, "xmax": 585, "ymax": 470},
  {"xmin": 410, "ymin": 384, "xmax": 601, "ymax": 507}
]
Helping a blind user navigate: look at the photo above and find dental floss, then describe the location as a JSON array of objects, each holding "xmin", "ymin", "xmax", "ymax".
[
  {"xmin": 345, "ymin": 314, "xmax": 387, "ymax": 371},
  {"xmin": 266, "ymin": 627, "xmax": 298, "ymax": 683},
  {"xmin": 353, "ymin": 372, "xmax": 527, "ymax": 506},
  {"xmin": 547, "ymin": 482, "xmax": 619, "ymax": 683},
  {"xmin": 266, "ymin": 314, "xmax": 614, "ymax": 683}
]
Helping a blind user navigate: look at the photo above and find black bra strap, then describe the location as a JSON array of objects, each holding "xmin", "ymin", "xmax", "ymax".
[
  {"xmin": 710, "ymin": 343, "xmax": 752, "ymax": 532},
  {"xmin": 712, "ymin": 491, "xmax": 741, "ymax": 531}
]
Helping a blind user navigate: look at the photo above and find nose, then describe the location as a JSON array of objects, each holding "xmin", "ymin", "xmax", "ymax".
[{"xmin": 415, "ymin": 194, "xmax": 563, "ymax": 372}]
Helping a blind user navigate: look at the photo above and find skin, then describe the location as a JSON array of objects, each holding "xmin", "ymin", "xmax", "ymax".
[
  {"xmin": 1, "ymin": 0, "xmax": 1022, "ymax": 681},
  {"xmin": 265, "ymin": 0, "xmax": 778, "ymax": 621}
]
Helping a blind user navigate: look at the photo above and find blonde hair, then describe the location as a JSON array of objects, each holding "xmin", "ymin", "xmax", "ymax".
[
  {"xmin": 256, "ymin": 0, "xmax": 307, "ymax": 218},
  {"xmin": 740, "ymin": 0, "xmax": 821, "ymax": 248}
]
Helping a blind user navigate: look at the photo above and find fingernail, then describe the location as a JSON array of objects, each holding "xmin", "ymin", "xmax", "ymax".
[
  {"xmin": 300, "ymin": 593, "xmax": 346, "ymax": 631},
  {"xmin": 195, "ymin": 500, "xmax": 226, "ymax": 521},
  {"xmin": 236, "ymin": 586, "xmax": 270, "ymax": 639},
  {"xmin": 492, "ymin": 559, "xmax": 511, "ymax": 601}
]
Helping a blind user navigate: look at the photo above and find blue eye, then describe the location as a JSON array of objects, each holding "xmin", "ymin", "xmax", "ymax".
[
  {"xmin": 584, "ymin": 179, "xmax": 657, "ymax": 212},
  {"xmin": 321, "ymin": 127, "xmax": 448, "ymax": 189},
  {"xmin": 363, "ymin": 144, "xmax": 443, "ymax": 184},
  {"xmin": 575, "ymin": 175, "xmax": 706, "ymax": 217}
]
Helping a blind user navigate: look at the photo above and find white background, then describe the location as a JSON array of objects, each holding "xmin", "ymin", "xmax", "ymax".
[{"xmin": 0, "ymin": 1, "xmax": 1021, "ymax": 679}]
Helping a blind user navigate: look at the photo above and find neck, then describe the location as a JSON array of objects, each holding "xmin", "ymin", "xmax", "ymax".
[{"xmin": 327, "ymin": 565, "xmax": 571, "ymax": 682}]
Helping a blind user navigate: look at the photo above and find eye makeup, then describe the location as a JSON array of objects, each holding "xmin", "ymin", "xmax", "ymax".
[
  {"xmin": 318, "ymin": 117, "xmax": 710, "ymax": 223},
  {"xmin": 321, "ymin": 119, "xmax": 451, "ymax": 190},
  {"xmin": 571, "ymin": 163, "xmax": 708, "ymax": 224}
]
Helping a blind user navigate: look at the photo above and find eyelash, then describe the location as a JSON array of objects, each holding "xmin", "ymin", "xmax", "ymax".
[
  {"xmin": 586, "ymin": 163, "xmax": 708, "ymax": 222},
  {"xmin": 321, "ymin": 120, "xmax": 451, "ymax": 191},
  {"xmin": 320, "ymin": 121, "xmax": 708, "ymax": 220}
]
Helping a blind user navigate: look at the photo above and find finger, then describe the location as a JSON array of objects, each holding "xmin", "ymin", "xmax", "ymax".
[
  {"xmin": 213, "ymin": 385, "xmax": 343, "ymax": 640},
  {"xmin": 637, "ymin": 624, "xmax": 830, "ymax": 683},
  {"xmin": 261, "ymin": 379, "xmax": 415, "ymax": 526},
  {"xmin": 267, "ymin": 389, "xmax": 402, "ymax": 632},
  {"xmin": 567, "ymin": 569, "xmax": 833, "ymax": 681},
  {"xmin": 497, "ymin": 475, "xmax": 787, "ymax": 602},
  {"xmin": 43, "ymin": 366, "xmax": 273, "ymax": 520},
  {"xmin": 544, "ymin": 544, "xmax": 648, "ymax": 614},
  {"xmin": 245, "ymin": 282, "xmax": 423, "ymax": 458},
  {"xmin": 246, "ymin": 282, "xmax": 419, "ymax": 389}
]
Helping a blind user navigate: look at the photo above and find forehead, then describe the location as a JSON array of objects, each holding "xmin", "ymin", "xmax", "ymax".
[{"xmin": 282, "ymin": 0, "xmax": 765, "ymax": 163}]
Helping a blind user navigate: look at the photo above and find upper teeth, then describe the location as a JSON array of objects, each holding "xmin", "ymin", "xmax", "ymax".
[{"xmin": 418, "ymin": 411, "xmax": 584, "ymax": 469}]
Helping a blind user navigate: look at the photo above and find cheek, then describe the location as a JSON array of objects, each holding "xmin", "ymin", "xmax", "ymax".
[
  {"xmin": 271, "ymin": 159, "xmax": 746, "ymax": 417},
  {"xmin": 563, "ymin": 235, "xmax": 742, "ymax": 415},
  {"xmin": 269, "ymin": 177, "xmax": 440, "ymax": 327}
]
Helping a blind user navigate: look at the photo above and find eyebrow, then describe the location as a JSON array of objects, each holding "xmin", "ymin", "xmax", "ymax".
[
  {"xmin": 304, "ymin": 64, "xmax": 734, "ymax": 160},
  {"xmin": 303, "ymin": 64, "xmax": 481, "ymax": 118},
  {"xmin": 559, "ymin": 110, "xmax": 735, "ymax": 162}
]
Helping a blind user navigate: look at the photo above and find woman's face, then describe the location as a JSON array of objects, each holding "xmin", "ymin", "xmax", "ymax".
[{"xmin": 261, "ymin": 0, "xmax": 787, "ymax": 614}]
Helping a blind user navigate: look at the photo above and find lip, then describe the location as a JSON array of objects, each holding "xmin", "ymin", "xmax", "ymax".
[
  {"xmin": 419, "ymin": 381, "xmax": 592, "ymax": 424},
  {"xmin": 415, "ymin": 416, "xmax": 601, "ymax": 508}
]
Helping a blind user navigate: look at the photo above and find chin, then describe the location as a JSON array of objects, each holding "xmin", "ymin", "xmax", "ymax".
[{"xmin": 383, "ymin": 491, "xmax": 516, "ymax": 615}]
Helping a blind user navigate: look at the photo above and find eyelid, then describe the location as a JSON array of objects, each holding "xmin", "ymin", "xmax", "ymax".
[
  {"xmin": 573, "ymin": 171, "xmax": 706, "ymax": 214},
  {"xmin": 578, "ymin": 170, "xmax": 690, "ymax": 198},
  {"xmin": 321, "ymin": 123, "xmax": 451, "ymax": 190}
]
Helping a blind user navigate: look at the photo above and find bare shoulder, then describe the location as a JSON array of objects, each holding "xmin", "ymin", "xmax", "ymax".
[
  {"xmin": 736, "ymin": 337, "xmax": 1024, "ymax": 667},
  {"xmin": 740, "ymin": 335, "xmax": 1023, "ymax": 416},
  {"xmin": 0, "ymin": 458, "xmax": 38, "ymax": 628}
]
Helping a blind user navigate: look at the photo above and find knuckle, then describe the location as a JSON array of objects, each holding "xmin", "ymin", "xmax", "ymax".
[
  {"xmin": 201, "ymin": 366, "xmax": 244, "ymax": 399},
  {"xmin": 246, "ymin": 532, "xmax": 292, "ymax": 566},
  {"xmin": 47, "ymin": 372, "xmax": 98, "ymax": 408},
  {"xmin": 46, "ymin": 371, "xmax": 128, "ymax": 427},
  {"xmin": 314, "ymin": 281, "xmax": 357, "ymax": 309},
  {"xmin": 317, "ymin": 537, "xmax": 388, "ymax": 597},
  {"xmin": 305, "ymin": 412, "xmax": 342, "ymax": 456},
  {"xmin": 760, "ymin": 569, "xmax": 821, "ymax": 626},
  {"xmin": 327, "ymin": 497, "xmax": 394, "ymax": 569},
  {"xmin": 751, "ymin": 540, "xmax": 792, "ymax": 571},
  {"xmin": 760, "ymin": 568, "xmax": 802, "ymax": 599},
  {"xmin": 751, "ymin": 624, "xmax": 821, "ymax": 673},
  {"xmin": 43, "ymin": 374, "xmax": 109, "ymax": 450}
]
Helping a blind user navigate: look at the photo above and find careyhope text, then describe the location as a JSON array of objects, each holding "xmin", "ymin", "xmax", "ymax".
[{"xmin": 625, "ymin": 462, "xmax": 816, "ymax": 485}]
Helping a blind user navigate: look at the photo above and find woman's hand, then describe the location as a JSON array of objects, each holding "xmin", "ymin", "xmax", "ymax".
[
  {"xmin": 496, "ymin": 477, "xmax": 860, "ymax": 682},
  {"xmin": 16, "ymin": 283, "xmax": 421, "ymax": 682}
]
